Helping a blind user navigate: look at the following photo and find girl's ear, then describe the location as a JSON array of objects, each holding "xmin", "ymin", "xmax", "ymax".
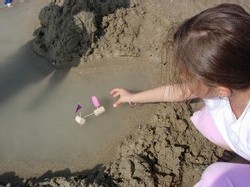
[{"xmin": 217, "ymin": 86, "xmax": 232, "ymax": 98}]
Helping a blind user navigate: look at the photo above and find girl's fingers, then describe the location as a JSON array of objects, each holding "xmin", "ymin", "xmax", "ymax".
[
  {"xmin": 110, "ymin": 88, "xmax": 121, "ymax": 96},
  {"xmin": 110, "ymin": 89, "xmax": 117, "ymax": 95},
  {"xmin": 110, "ymin": 88, "xmax": 129, "ymax": 107},
  {"xmin": 112, "ymin": 92, "xmax": 121, "ymax": 98},
  {"xmin": 113, "ymin": 101, "xmax": 119, "ymax": 107},
  {"xmin": 110, "ymin": 88, "xmax": 126, "ymax": 98}
]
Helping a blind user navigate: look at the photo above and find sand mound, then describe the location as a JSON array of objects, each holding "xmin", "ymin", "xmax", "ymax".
[
  {"xmin": 32, "ymin": 0, "xmax": 175, "ymax": 68},
  {"xmin": 32, "ymin": 0, "xmax": 131, "ymax": 68}
]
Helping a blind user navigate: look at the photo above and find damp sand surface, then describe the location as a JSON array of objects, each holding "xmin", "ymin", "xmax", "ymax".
[
  {"xmin": 0, "ymin": 0, "xmax": 160, "ymax": 178},
  {"xmin": 0, "ymin": 56, "xmax": 159, "ymax": 178}
]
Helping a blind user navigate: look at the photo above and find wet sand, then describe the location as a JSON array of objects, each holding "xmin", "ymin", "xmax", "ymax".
[
  {"xmin": 0, "ymin": 0, "xmax": 160, "ymax": 178},
  {"xmin": 0, "ymin": 56, "xmax": 159, "ymax": 178}
]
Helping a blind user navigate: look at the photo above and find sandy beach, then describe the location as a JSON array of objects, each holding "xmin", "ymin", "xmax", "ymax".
[{"xmin": 0, "ymin": 0, "xmax": 249, "ymax": 186}]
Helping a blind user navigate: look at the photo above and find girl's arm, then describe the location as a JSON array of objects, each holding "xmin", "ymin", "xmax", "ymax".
[{"xmin": 110, "ymin": 84, "xmax": 197, "ymax": 107}]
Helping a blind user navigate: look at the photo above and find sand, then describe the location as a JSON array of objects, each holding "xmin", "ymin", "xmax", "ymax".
[
  {"xmin": 0, "ymin": 0, "xmax": 249, "ymax": 186},
  {"xmin": 0, "ymin": 0, "xmax": 159, "ymax": 181}
]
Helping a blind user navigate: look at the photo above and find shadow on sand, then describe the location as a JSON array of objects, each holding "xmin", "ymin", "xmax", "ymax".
[
  {"xmin": 0, "ymin": 164, "xmax": 117, "ymax": 186},
  {"xmin": 0, "ymin": 41, "xmax": 70, "ymax": 107}
]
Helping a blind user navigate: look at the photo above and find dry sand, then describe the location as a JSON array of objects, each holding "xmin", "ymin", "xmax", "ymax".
[{"xmin": 0, "ymin": 0, "xmax": 249, "ymax": 186}]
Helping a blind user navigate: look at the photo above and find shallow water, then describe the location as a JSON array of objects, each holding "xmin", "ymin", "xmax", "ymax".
[
  {"xmin": 0, "ymin": 0, "xmax": 160, "ymax": 178},
  {"xmin": 0, "ymin": 55, "xmax": 157, "ymax": 177}
]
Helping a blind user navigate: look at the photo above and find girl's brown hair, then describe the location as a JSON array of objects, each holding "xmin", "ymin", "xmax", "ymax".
[{"xmin": 173, "ymin": 3, "xmax": 250, "ymax": 90}]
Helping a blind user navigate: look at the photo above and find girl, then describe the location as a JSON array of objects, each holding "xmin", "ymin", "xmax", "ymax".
[{"xmin": 110, "ymin": 3, "xmax": 250, "ymax": 187}]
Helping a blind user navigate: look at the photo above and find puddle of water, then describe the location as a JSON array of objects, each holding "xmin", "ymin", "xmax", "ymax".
[
  {"xmin": 0, "ymin": 0, "xmax": 161, "ymax": 178},
  {"xmin": 0, "ymin": 43, "xmax": 160, "ymax": 177}
]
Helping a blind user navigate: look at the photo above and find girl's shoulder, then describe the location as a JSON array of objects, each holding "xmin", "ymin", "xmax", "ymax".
[
  {"xmin": 204, "ymin": 97, "xmax": 250, "ymax": 118},
  {"xmin": 203, "ymin": 97, "xmax": 228, "ymax": 110}
]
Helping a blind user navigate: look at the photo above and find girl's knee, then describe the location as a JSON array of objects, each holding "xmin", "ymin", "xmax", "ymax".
[
  {"xmin": 195, "ymin": 162, "xmax": 250, "ymax": 187},
  {"xmin": 201, "ymin": 162, "xmax": 225, "ymax": 179}
]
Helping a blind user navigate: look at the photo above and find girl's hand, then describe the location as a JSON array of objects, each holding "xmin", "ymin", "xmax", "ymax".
[{"xmin": 110, "ymin": 88, "xmax": 133, "ymax": 107}]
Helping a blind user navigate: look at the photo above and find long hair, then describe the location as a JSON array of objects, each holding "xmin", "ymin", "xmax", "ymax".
[{"xmin": 172, "ymin": 3, "xmax": 250, "ymax": 90}]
